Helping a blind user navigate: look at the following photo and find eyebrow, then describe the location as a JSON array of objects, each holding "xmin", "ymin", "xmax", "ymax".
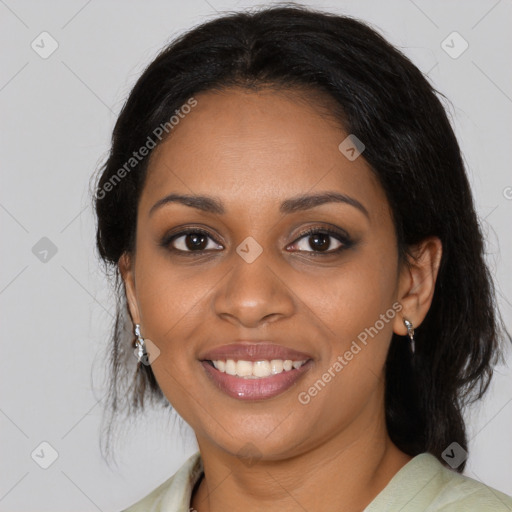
[{"xmin": 148, "ymin": 191, "xmax": 369, "ymax": 218}]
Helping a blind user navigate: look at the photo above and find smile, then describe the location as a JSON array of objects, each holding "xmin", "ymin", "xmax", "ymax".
[
  {"xmin": 201, "ymin": 358, "xmax": 313, "ymax": 400},
  {"xmin": 208, "ymin": 358, "xmax": 308, "ymax": 378}
]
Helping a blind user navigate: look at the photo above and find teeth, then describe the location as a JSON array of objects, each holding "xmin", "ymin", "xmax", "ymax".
[
  {"xmin": 225, "ymin": 359, "xmax": 236, "ymax": 376},
  {"xmin": 236, "ymin": 360, "xmax": 253, "ymax": 377},
  {"xmin": 270, "ymin": 360, "xmax": 283, "ymax": 374},
  {"xmin": 211, "ymin": 359, "xmax": 308, "ymax": 378}
]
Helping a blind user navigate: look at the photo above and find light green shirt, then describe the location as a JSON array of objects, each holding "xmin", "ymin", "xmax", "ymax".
[{"xmin": 122, "ymin": 450, "xmax": 512, "ymax": 511}]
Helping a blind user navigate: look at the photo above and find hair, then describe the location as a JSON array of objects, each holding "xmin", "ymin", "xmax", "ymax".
[{"xmin": 92, "ymin": 3, "xmax": 507, "ymax": 471}]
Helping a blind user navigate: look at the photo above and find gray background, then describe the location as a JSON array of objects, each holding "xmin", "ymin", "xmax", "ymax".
[{"xmin": 1, "ymin": 0, "xmax": 511, "ymax": 510}]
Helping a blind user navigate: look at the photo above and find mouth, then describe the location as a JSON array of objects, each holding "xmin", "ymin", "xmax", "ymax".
[{"xmin": 200, "ymin": 357, "xmax": 314, "ymax": 400}]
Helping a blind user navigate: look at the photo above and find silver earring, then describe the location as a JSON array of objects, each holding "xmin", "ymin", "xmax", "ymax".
[
  {"xmin": 403, "ymin": 319, "xmax": 415, "ymax": 354},
  {"xmin": 134, "ymin": 324, "xmax": 147, "ymax": 363}
]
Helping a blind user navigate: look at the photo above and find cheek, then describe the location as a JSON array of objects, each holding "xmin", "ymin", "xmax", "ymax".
[
  {"xmin": 290, "ymin": 261, "xmax": 398, "ymax": 433},
  {"xmin": 134, "ymin": 253, "xmax": 210, "ymax": 415},
  {"xmin": 133, "ymin": 245, "xmax": 212, "ymax": 359},
  {"xmin": 297, "ymin": 248, "xmax": 398, "ymax": 347},
  {"xmin": 293, "ymin": 248, "xmax": 399, "ymax": 413}
]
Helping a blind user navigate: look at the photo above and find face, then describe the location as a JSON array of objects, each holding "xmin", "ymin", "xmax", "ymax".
[{"xmin": 120, "ymin": 87, "xmax": 433, "ymax": 461}]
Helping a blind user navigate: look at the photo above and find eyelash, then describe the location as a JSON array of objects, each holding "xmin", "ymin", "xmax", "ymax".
[{"xmin": 160, "ymin": 226, "xmax": 353, "ymax": 256}]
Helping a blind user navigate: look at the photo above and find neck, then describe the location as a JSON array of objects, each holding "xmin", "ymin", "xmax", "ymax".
[{"xmin": 191, "ymin": 406, "xmax": 412, "ymax": 512}]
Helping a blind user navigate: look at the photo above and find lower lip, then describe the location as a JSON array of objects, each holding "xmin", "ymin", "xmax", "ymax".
[{"xmin": 201, "ymin": 360, "xmax": 313, "ymax": 400}]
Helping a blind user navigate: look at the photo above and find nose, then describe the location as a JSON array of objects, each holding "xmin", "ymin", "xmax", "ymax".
[{"xmin": 213, "ymin": 249, "xmax": 295, "ymax": 328}]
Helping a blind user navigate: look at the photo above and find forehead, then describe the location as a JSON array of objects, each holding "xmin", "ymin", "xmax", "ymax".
[{"xmin": 140, "ymin": 87, "xmax": 388, "ymax": 220}]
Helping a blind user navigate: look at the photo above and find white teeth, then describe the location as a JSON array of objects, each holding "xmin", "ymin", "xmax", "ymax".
[
  {"xmin": 270, "ymin": 359, "xmax": 283, "ymax": 374},
  {"xmin": 225, "ymin": 359, "xmax": 236, "ymax": 376},
  {"xmin": 236, "ymin": 360, "xmax": 253, "ymax": 377},
  {"xmin": 253, "ymin": 360, "xmax": 271, "ymax": 377},
  {"xmin": 210, "ymin": 358, "xmax": 308, "ymax": 378}
]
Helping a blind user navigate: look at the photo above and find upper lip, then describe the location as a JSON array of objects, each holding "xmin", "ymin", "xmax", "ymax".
[{"xmin": 199, "ymin": 342, "xmax": 313, "ymax": 362}]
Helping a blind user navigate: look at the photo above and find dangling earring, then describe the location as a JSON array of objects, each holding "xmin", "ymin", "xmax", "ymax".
[
  {"xmin": 134, "ymin": 324, "xmax": 148, "ymax": 363},
  {"xmin": 403, "ymin": 318, "xmax": 416, "ymax": 354}
]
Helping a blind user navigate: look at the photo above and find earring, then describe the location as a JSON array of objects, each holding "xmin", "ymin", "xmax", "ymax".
[
  {"xmin": 403, "ymin": 318, "xmax": 416, "ymax": 354},
  {"xmin": 134, "ymin": 324, "xmax": 148, "ymax": 363}
]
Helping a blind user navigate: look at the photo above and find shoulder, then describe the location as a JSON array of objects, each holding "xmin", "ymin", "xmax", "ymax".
[
  {"xmin": 365, "ymin": 453, "xmax": 512, "ymax": 511},
  {"xmin": 425, "ymin": 459, "xmax": 512, "ymax": 511},
  {"xmin": 120, "ymin": 451, "xmax": 203, "ymax": 512}
]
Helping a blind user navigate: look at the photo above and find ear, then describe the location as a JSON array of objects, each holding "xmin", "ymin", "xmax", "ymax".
[
  {"xmin": 393, "ymin": 236, "xmax": 442, "ymax": 336},
  {"xmin": 119, "ymin": 252, "xmax": 141, "ymax": 325}
]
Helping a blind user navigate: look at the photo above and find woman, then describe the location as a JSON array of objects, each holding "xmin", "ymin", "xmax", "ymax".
[{"xmin": 93, "ymin": 4, "xmax": 512, "ymax": 511}]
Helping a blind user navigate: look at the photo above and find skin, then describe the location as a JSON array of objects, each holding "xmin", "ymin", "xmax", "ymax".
[{"xmin": 120, "ymin": 87, "xmax": 442, "ymax": 512}]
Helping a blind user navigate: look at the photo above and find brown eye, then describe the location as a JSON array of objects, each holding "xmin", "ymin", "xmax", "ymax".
[
  {"xmin": 306, "ymin": 232, "xmax": 333, "ymax": 252},
  {"xmin": 288, "ymin": 227, "xmax": 352, "ymax": 254},
  {"xmin": 296, "ymin": 232, "xmax": 341, "ymax": 252},
  {"xmin": 185, "ymin": 232, "xmax": 208, "ymax": 250},
  {"xmin": 166, "ymin": 230, "xmax": 223, "ymax": 252}
]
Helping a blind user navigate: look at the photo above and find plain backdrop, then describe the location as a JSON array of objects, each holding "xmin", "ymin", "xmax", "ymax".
[{"xmin": 1, "ymin": 0, "xmax": 511, "ymax": 510}]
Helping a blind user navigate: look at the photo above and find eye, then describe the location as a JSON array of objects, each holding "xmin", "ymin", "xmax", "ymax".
[
  {"xmin": 288, "ymin": 227, "xmax": 352, "ymax": 254},
  {"xmin": 163, "ymin": 228, "xmax": 223, "ymax": 253},
  {"xmin": 161, "ymin": 226, "xmax": 352, "ymax": 255}
]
